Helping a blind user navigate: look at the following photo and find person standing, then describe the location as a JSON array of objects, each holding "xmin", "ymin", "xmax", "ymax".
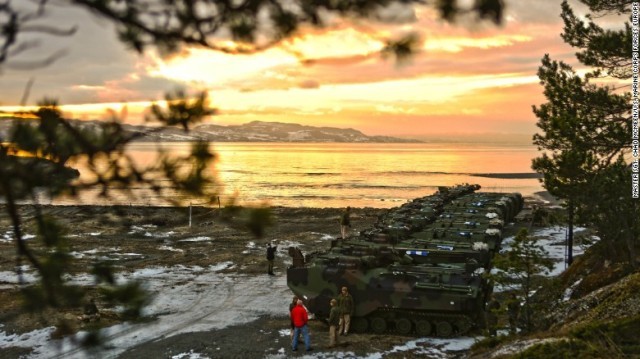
[
  {"xmin": 266, "ymin": 241, "xmax": 278, "ymax": 275},
  {"xmin": 337, "ymin": 286, "xmax": 354, "ymax": 336},
  {"xmin": 486, "ymin": 295, "xmax": 501, "ymax": 336},
  {"xmin": 507, "ymin": 293, "xmax": 520, "ymax": 334},
  {"xmin": 289, "ymin": 295, "xmax": 299, "ymax": 342},
  {"xmin": 291, "ymin": 299, "xmax": 312, "ymax": 352},
  {"xmin": 340, "ymin": 207, "xmax": 351, "ymax": 239},
  {"xmin": 328, "ymin": 298, "xmax": 340, "ymax": 348}
]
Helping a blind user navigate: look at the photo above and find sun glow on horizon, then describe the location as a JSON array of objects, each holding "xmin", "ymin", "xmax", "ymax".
[{"xmin": 0, "ymin": 3, "xmax": 580, "ymax": 136}]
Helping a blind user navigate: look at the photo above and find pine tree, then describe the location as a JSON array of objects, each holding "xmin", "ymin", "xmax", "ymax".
[
  {"xmin": 532, "ymin": 0, "xmax": 635, "ymax": 267},
  {"xmin": 490, "ymin": 229, "xmax": 554, "ymax": 333}
]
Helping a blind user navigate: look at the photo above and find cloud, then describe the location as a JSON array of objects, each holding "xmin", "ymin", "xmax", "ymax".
[
  {"xmin": 298, "ymin": 79, "xmax": 320, "ymax": 89},
  {"xmin": 0, "ymin": 0, "xmax": 596, "ymax": 137},
  {"xmin": 0, "ymin": 4, "xmax": 185, "ymax": 106}
]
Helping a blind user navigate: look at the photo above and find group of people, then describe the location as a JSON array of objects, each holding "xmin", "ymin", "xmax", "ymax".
[{"xmin": 288, "ymin": 286, "xmax": 354, "ymax": 352}]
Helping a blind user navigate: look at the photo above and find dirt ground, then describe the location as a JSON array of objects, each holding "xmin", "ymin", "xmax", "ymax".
[
  {"xmin": 0, "ymin": 198, "xmax": 547, "ymax": 358},
  {"xmin": 1, "ymin": 205, "xmax": 414, "ymax": 357}
]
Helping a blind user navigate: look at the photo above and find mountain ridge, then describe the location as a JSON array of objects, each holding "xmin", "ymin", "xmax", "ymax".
[
  {"xmin": 0, "ymin": 118, "xmax": 420, "ymax": 143},
  {"xmin": 129, "ymin": 120, "xmax": 422, "ymax": 143}
]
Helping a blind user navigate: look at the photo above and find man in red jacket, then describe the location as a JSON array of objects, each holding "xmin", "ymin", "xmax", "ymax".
[{"xmin": 290, "ymin": 299, "xmax": 312, "ymax": 352}]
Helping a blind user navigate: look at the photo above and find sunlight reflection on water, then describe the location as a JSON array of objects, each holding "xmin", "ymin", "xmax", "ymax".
[{"xmin": 39, "ymin": 142, "xmax": 544, "ymax": 208}]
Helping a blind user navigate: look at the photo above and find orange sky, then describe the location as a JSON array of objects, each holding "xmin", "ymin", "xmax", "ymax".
[{"xmin": 0, "ymin": 1, "xmax": 617, "ymax": 138}]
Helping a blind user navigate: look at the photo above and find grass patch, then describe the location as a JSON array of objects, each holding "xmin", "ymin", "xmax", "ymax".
[{"xmin": 517, "ymin": 315, "xmax": 640, "ymax": 358}]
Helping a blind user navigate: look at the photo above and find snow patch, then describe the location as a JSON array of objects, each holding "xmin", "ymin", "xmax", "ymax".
[
  {"xmin": 172, "ymin": 350, "xmax": 211, "ymax": 359},
  {"xmin": 177, "ymin": 236, "xmax": 212, "ymax": 242},
  {"xmin": 563, "ymin": 278, "xmax": 583, "ymax": 302},
  {"xmin": 159, "ymin": 245, "xmax": 184, "ymax": 253},
  {"xmin": 0, "ymin": 327, "xmax": 56, "ymax": 350}
]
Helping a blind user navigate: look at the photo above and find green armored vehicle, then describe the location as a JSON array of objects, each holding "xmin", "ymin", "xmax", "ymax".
[
  {"xmin": 398, "ymin": 240, "xmax": 492, "ymax": 269},
  {"xmin": 286, "ymin": 252, "xmax": 489, "ymax": 337},
  {"xmin": 286, "ymin": 185, "xmax": 522, "ymax": 337},
  {"xmin": 411, "ymin": 227, "xmax": 503, "ymax": 253}
]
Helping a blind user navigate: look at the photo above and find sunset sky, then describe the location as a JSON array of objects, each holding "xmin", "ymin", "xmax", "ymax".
[{"xmin": 0, "ymin": 1, "xmax": 621, "ymax": 138}]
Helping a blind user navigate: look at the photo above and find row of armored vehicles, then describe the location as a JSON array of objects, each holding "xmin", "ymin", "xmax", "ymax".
[{"xmin": 287, "ymin": 185, "xmax": 523, "ymax": 337}]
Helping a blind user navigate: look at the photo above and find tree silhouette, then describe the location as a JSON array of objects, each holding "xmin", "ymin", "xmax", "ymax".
[
  {"xmin": 1, "ymin": 0, "xmax": 505, "ymax": 66},
  {"xmin": 532, "ymin": 0, "xmax": 636, "ymax": 267}
]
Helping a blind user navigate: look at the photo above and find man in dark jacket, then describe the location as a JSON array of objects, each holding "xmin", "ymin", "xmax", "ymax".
[
  {"xmin": 328, "ymin": 299, "xmax": 340, "ymax": 348},
  {"xmin": 340, "ymin": 207, "xmax": 351, "ymax": 239},
  {"xmin": 486, "ymin": 295, "xmax": 500, "ymax": 336},
  {"xmin": 507, "ymin": 293, "xmax": 520, "ymax": 334},
  {"xmin": 337, "ymin": 286, "xmax": 354, "ymax": 335},
  {"xmin": 291, "ymin": 299, "xmax": 312, "ymax": 352},
  {"xmin": 266, "ymin": 241, "xmax": 277, "ymax": 275}
]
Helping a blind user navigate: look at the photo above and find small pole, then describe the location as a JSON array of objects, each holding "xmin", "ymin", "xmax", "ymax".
[
  {"xmin": 217, "ymin": 196, "xmax": 221, "ymax": 209},
  {"xmin": 189, "ymin": 202, "xmax": 192, "ymax": 228}
]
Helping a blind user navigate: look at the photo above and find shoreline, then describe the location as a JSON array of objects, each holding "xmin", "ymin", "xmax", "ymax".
[{"xmin": 1, "ymin": 190, "xmax": 554, "ymax": 211}]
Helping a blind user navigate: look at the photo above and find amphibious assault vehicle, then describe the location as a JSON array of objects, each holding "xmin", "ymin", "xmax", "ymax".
[{"xmin": 286, "ymin": 185, "xmax": 523, "ymax": 337}]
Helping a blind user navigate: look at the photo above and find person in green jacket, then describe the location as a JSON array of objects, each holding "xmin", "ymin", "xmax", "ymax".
[
  {"xmin": 337, "ymin": 286, "xmax": 354, "ymax": 335},
  {"xmin": 328, "ymin": 299, "xmax": 340, "ymax": 348}
]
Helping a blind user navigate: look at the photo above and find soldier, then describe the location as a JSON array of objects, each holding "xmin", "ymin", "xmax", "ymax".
[
  {"xmin": 328, "ymin": 299, "xmax": 340, "ymax": 348},
  {"xmin": 339, "ymin": 207, "xmax": 351, "ymax": 239},
  {"xmin": 78, "ymin": 298, "xmax": 100, "ymax": 322},
  {"xmin": 266, "ymin": 241, "xmax": 277, "ymax": 275},
  {"xmin": 486, "ymin": 295, "xmax": 500, "ymax": 336},
  {"xmin": 337, "ymin": 286, "xmax": 354, "ymax": 336},
  {"xmin": 507, "ymin": 293, "xmax": 520, "ymax": 334}
]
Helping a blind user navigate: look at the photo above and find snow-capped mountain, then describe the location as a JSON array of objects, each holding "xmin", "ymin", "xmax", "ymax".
[
  {"xmin": 0, "ymin": 118, "xmax": 419, "ymax": 142},
  {"xmin": 128, "ymin": 121, "xmax": 420, "ymax": 143}
]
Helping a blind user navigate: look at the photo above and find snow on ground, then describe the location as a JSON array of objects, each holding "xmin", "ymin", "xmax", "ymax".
[
  {"xmin": 0, "ymin": 265, "xmax": 38, "ymax": 289},
  {"xmin": 309, "ymin": 232, "xmax": 335, "ymax": 242},
  {"xmin": 177, "ymin": 236, "xmax": 212, "ymax": 242},
  {"xmin": 171, "ymin": 350, "xmax": 211, "ymax": 359},
  {"xmin": 0, "ymin": 232, "xmax": 35, "ymax": 243},
  {"xmin": 0, "ymin": 326, "xmax": 57, "ymax": 352},
  {"xmin": 158, "ymin": 245, "xmax": 184, "ymax": 252},
  {"xmin": 1, "ymin": 252, "xmax": 479, "ymax": 359},
  {"xmin": 3, "ymin": 224, "xmax": 596, "ymax": 358},
  {"xmin": 10, "ymin": 262, "xmax": 294, "ymax": 359},
  {"xmin": 563, "ymin": 278, "xmax": 583, "ymax": 302},
  {"xmin": 499, "ymin": 226, "xmax": 598, "ymax": 278},
  {"xmin": 0, "ymin": 227, "xmax": 496, "ymax": 359}
]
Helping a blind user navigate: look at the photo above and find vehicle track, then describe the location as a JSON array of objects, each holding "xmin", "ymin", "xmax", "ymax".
[{"xmin": 47, "ymin": 271, "xmax": 238, "ymax": 359}]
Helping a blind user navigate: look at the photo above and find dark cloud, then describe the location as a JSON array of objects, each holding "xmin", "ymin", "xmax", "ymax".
[{"xmin": 0, "ymin": 4, "xmax": 184, "ymax": 106}]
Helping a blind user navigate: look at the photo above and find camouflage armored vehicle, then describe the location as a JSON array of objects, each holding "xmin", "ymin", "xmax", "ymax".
[
  {"xmin": 286, "ymin": 251, "xmax": 489, "ymax": 337},
  {"xmin": 287, "ymin": 185, "xmax": 521, "ymax": 337},
  {"xmin": 397, "ymin": 240, "xmax": 492, "ymax": 269},
  {"xmin": 411, "ymin": 227, "xmax": 503, "ymax": 253}
]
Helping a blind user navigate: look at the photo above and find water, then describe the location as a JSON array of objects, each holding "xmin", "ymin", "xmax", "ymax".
[{"xmin": 51, "ymin": 142, "xmax": 544, "ymax": 208}]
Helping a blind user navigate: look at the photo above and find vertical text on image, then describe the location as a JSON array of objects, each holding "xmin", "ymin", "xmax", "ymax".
[{"xmin": 632, "ymin": 3, "xmax": 639, "ymax": 198}]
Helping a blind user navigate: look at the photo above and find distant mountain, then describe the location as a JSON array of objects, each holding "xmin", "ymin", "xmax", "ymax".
[
  {"xmin": 0, "ymin": 118, "xmax": 420, "ymax": 143},
  {"xmin": 128, "ymin": 121, "xmax": 421, "ymax": 143}
]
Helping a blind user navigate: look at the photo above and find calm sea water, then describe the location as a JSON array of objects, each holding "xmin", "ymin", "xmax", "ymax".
[{"xmin": 55, "ymin": 142, "xmax": 544, "ymax": 208}]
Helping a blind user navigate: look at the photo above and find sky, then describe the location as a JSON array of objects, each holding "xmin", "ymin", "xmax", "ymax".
[{"xmin": 0, "ymin": 0, "xmax": 618, "ymax": 137}]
